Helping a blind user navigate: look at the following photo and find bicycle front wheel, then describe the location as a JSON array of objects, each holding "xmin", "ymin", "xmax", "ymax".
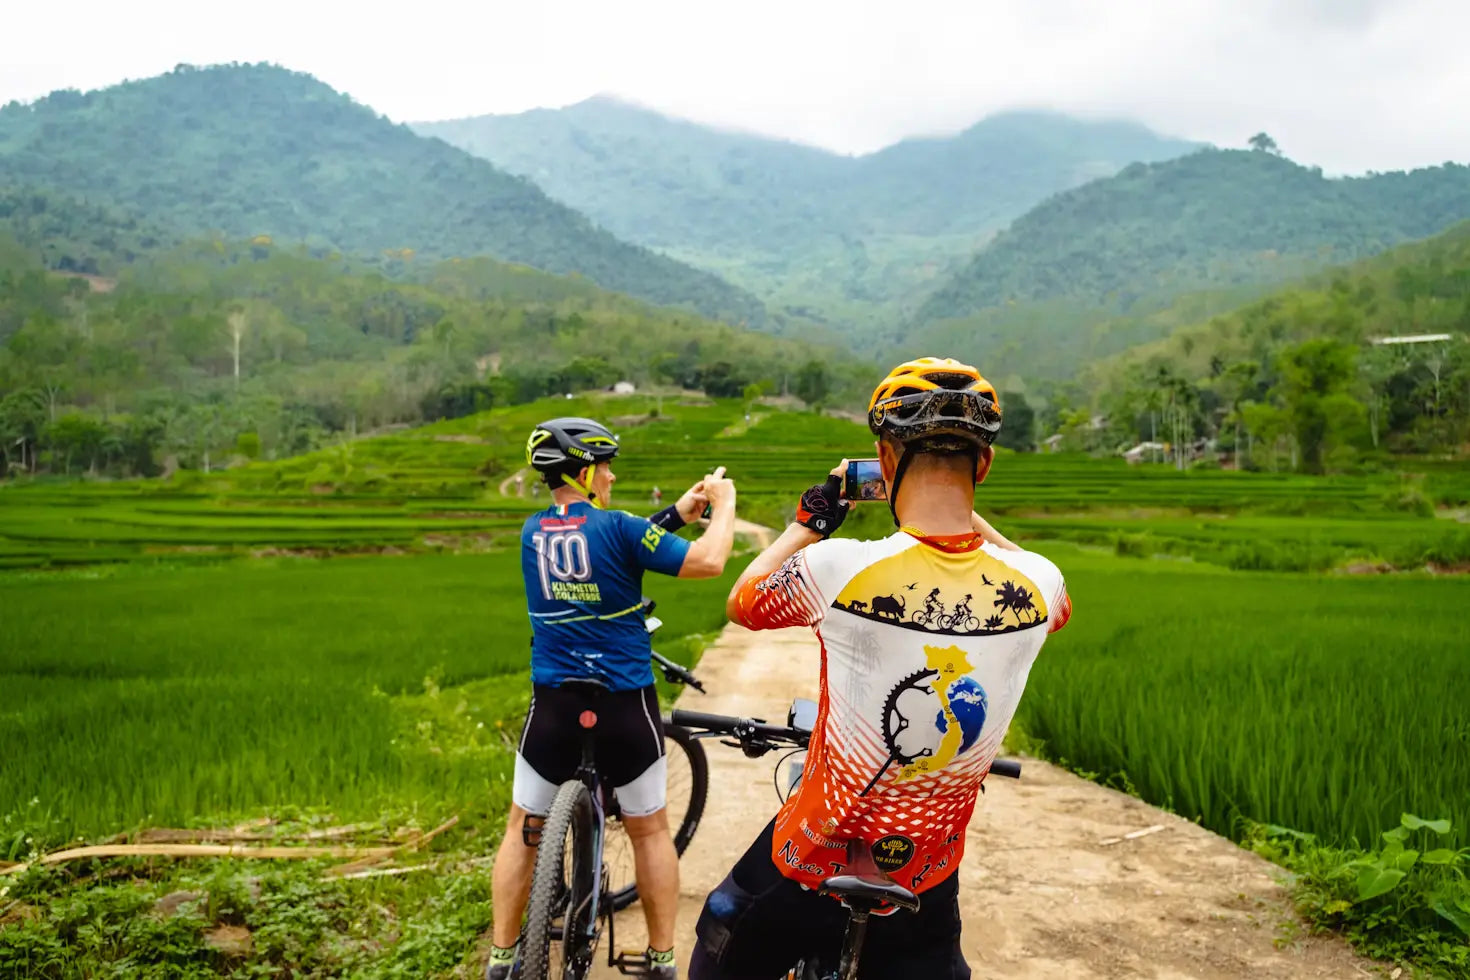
[
  {"xmin": 522, "ymin": 780, "xmax": 598, "ymax": 980},
  {"xmin": 605, "ymin": 723, "xmax": 709, "ymax": 911}
]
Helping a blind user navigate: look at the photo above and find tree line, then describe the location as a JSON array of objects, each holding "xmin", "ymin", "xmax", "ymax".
[
  {"xmin": 1043, "ymin": 222, "xmax": 1470, "ymax": 471},
  {"xmin": 0, "ymin": 235, "xmax": 865, "ymax": 479}
]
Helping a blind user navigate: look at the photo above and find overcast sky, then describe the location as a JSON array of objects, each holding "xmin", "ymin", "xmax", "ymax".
[{"xmin": 2, "ymin": 0, "xmax": 1466, "ymax": 174}]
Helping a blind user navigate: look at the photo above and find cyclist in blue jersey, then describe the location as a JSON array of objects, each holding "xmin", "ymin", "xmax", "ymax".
[{"xmin": 487, "ymin": 417, "xmax": 736, "ymax": 980}]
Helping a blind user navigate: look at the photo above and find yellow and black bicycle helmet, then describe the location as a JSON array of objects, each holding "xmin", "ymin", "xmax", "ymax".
[
  {"xmin": 868, "ymin": 357, "xmax": 1002, "ymax": 450},
  {"xmin": 868, "ymin": 358, "xmax": 1002, "ymax": 523}
]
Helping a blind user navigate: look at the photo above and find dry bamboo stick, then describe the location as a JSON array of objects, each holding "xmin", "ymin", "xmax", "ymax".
[
  {"xmin": 0, "ymin": 815, "xmax": 461, "ymax": 877},
  {"xmin": 0, "ymin": 842, "xmax": 396, "ymax": 875}
]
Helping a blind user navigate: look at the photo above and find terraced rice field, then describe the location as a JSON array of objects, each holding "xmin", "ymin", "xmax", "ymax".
[{"xmin": 4, "ymin": 395, "xmax": 1468, "ymax": 975}]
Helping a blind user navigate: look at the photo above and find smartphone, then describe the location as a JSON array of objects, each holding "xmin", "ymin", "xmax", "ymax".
[{"xmin": 844, "ymin": 458, "xmax": 887, "ymax": 502}]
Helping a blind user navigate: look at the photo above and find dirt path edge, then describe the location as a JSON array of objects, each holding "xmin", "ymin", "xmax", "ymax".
[{"xmin": 597, "ymin": 621, "xmax": 1379, "ymax": 978}]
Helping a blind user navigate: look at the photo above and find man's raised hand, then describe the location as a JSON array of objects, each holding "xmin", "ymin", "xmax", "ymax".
[
  {"xmin": 795, "ymin": 459, "xmax": 850, "ymax": 538},
  {"xmin": 675, "ymin": 473, "xmax": 711, "ymax": 523},
  {"xmin": 701, "ymin": 465, "xmax": 736, "ymax": 513}
]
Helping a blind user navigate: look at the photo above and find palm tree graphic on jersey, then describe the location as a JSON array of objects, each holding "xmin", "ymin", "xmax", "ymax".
[
  {"xmin": 861, "ymin": 645, "xmax": 987, "ymax": 795},
  {"xmin": 838, "ymin": 578, "xmax": 1042, "ymax": 636},
  {"xmin": 993, "ymin": 580, "xmax": 1039, "ymax": 625}
]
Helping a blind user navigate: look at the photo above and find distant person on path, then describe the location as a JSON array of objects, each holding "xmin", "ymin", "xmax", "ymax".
[
  {"xmin": 690, "ymin": 358, "xmax": 1072, "ymax": 979},
  {"xmin": 514, "ymin": 472, "xmax": 524, "ymax": 497},
  {"xmin": 486, "ymin": 417, "xmax": 737, "ymax": 980},
  {"xmin": 652, "ymin": 484, "xmax": 663, "ymax": 506}
]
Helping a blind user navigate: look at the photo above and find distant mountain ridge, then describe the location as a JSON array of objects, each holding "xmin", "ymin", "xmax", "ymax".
[
  {"xmin": 898, "ymin": 149, "xmax": 1470, "ymax": 384},
  {"xmin": 415, "ymin": 99, "xmax": 1200, "ymax": 328},
  {"xmin": 0, "ymin": 64, "xmax": 766, "ymax": 325},
  {"xmin": 916, "ymin": 148, "xmax": 1470, "ymax": 323}
]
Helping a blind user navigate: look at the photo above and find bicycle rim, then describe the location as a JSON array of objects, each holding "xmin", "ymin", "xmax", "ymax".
[
  {"xmin": 521, "ymin": 780, "xmax": 598, "ymax": 980},
  {"xmin": 605, "ymin": 723, "xmax": 709, "ymax": 911}
]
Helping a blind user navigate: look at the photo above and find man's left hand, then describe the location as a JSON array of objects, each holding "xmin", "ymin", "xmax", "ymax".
[{"xmin": 676, "ymin": 474, "xmax": 714, "ymax": 523}]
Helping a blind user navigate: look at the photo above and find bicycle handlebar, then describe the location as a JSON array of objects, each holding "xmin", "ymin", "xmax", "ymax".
[
  {"xmin": 671, "ymin": 708, "xmax": 1024, "ymax": 779},
  {"xmin": 669, "ymin": 709, "xmax": 810, "ymax": 746},
  {"xmin": 989, "ymin": 758, "xmax": 1022, "ymax": 779},
  {"xmin": 652, "ymin": 651, "xmax": 706, "ymax": 693}
]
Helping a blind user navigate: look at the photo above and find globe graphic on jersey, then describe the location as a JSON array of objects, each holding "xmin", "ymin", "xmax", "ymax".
[{"xmin": 934, "ymin": 677, "xmax": 988, "ymax": 755}]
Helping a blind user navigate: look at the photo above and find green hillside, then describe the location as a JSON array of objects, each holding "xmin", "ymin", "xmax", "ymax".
[
  {"xmin": 917, "ymin": 148, "xmax": 1470, "ymax": 322},
  {"xmin": 0, "ymin": 233, "xmax": 867, "ymax": 479},
  {"xmin": 416, "ymin": 102, "xmax": 1197, "ymax": 330},
  {"xmin": 1074, "ymin": 221, "xmax": 1470, "ymax": 463},
  {"xmin": 0, "ymin": 65, "xmax": 766, "ymax": 325},
  {"xmin": 0, "ymin": 186, "xmax": 180, "ymax": 274}
]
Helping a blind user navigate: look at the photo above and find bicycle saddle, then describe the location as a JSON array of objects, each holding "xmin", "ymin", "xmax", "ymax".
[{"xmin": 817, "ymin": 840, "xmax": 920, "ymax": 913}]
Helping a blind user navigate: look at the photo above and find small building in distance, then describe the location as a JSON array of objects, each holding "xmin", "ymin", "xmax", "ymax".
[{"xmin": 1124, "ymin": 441, "xmax": 1168, "ymax": 464}]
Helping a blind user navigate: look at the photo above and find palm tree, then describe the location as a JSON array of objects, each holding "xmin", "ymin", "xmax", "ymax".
[
  {"xmin": 993, "ymin": 581, "xmax": 1021, "ymax": 622},
  {"xmin": 1012, "ymin": 585, "xmax": 1038, "ymax": 623},
  {"xmin": 994, "ymin": 581, "xmax": 1039, "ymax": 625}
]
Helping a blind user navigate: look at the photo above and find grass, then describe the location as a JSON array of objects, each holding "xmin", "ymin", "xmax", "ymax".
[
  {"xmin": 3, "ymin": 395, "xmax": 1469, "ymax": 976},
  {"xmin": 1014, "ymin": 542, "xmax": 1469, "ymax": 851},
  {"xmin": 1, "ymin": 553, "xmax": 743, "ymax": 845}
]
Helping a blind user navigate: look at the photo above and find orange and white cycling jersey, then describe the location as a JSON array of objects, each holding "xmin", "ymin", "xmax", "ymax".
[{"xmin": 730, "ymin": 528, "xmax": 1070, "ymax": 896}]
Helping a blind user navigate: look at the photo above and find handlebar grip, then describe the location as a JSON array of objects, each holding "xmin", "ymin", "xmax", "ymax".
[
  {"xmin": 669, "ymin": 710, "xmax": 805, "ymax": 744},
  {"xmin": 669, "ymin": 709, "xmax": 742, "ymax": 732},
  {"xmin": 989, "ymin": 758, "xmax": 1022, "ymax": 779}
]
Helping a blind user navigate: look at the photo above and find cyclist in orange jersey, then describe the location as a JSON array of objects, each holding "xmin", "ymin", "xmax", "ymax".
[{"xmin": 689, "ymin": 358, "xmax": 1072, "ymax": 980}]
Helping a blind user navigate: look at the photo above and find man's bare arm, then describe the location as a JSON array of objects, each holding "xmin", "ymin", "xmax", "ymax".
[
  {"xmin": 725, "ymin": 523, "xmax": 822, "ymax": 617},
  {"xmin": 971, "ymin": 511, "xmax": 1021, "ymax": 551}
]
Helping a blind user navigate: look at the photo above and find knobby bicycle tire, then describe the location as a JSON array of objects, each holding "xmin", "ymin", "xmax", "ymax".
[
  {"xmin": 522, "ymin": 780, "xmax": 598, "ymax": 980},
  {"xmin": 607, "ymin": 723, "xmax": 710, "ymax": 911}
]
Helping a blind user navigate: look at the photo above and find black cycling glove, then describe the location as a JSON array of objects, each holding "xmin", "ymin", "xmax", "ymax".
[
  {"xmin": 795, "ymin": 475, "xmax": 849, "ymax": 538},
  {"xmin": 648, "ymin": 504, "xmax": 687, "ymax": 532}
]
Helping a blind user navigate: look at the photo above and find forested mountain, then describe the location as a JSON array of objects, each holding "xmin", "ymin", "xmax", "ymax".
[
  {"xmin": 0, "ymin": 187, "xmax": 179, "ymax": 274},
  {"xmin": 0, "ymin": 233, "xmax": 865, "ymax": 477},
  {"xmin": 1065, "ymin": 221, "xmax": 1470, "ymax": 466},
  {"xmin": 0, "ymin": 65, "xmax": 766, "ymax": 325},
  {"xmin": 917, "ymin": 149, "xmax": 1470, "ymax": 322},
  {"xmin": 416, "ymin": 101, "xmax": 1198, "ymax": 329}
]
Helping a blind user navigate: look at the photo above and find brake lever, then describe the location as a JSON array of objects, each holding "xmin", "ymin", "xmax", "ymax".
[{"xmin": 658, "ymin": 664, "xmax": 707, "ymax": 694}]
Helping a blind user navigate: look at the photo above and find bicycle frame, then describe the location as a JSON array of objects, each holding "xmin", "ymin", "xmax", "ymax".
[
  {"xmin": 566, "ymin": 733, "xmax": 610, "ymax": 963},
  {"xmin": 557, "ymin": 712, "xmax": 662, "ymax": 976}
]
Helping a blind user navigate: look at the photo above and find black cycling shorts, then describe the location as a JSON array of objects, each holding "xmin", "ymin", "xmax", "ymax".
[
  {"xmin": 513, "ymin": 683, "xmax": 666, "ymax": 817},
  {"xmin": 690, "ymin": 818, "xmax": 971, "ymax": 980}
]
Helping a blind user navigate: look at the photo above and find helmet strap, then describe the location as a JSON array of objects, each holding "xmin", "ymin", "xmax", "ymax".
[
  {"xmin": 886, "ymin": 448, "xmax": 915, "ymax": 527},
  {"xmin": 885, "ymin": 445, "xmax": 980, "ymax": 527},
  {"xmin": 559, "ymin": 467, "xmax": 603, "ymax": 509}
]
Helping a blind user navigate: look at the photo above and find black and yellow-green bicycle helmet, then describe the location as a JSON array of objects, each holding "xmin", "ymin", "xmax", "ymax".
[{"xmin": 525, "ymin": 417, "xmax": 620, "ymax": 490}]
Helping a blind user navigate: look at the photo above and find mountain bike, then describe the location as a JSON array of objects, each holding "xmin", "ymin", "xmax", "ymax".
[
  {"xmin": 518, "ymin": 601, "xmax": 710, "ymax": 979},
  {"xmin": 671, "ymin": 702, "xmax": 1021, "ymax": 980}
]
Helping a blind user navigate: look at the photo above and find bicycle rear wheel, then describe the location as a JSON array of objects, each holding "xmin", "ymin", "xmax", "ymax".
[
  {"xmin": 605, "ymin": 723, "xmax": 709, "ymax": 911},
  {"xmin": 522, "ymin": 780, "xmax": 598, "ymax": 980}
]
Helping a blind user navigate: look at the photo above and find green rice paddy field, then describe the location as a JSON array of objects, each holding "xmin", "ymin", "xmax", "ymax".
[{"xmin": 2, "ymin": 395, "xmax": 1468, "ymax": 975}]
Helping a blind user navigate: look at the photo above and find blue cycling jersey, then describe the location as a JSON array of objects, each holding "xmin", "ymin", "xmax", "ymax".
[{"xmin": 522, "ymin": 502, "xmax": 691, "ymax": 691}]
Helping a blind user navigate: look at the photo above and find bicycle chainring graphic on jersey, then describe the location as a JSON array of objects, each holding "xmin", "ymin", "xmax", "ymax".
[
  {"xmin": 861, "ymin": 650, "xmax": 989, "ymax": 796},
  {"xmin": 859, "ymin": 667, "xmax": 937, "ymax": 795}
]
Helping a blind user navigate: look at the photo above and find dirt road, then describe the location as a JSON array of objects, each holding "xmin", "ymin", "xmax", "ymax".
[{"xmin": 597, "ymin": 619, "xmax": 1377, "ymax": 978}]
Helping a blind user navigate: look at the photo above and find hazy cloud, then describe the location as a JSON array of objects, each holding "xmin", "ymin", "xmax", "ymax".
[{"xmin": 1, "ymin": 0, "xmax": 1465, "ymax": 174}]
